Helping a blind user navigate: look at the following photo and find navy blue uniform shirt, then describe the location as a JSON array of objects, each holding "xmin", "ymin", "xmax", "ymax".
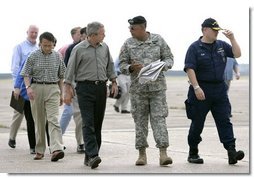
[{"xmin": 184, "ymin": 37, "xmax": 234, "ymax": 82}]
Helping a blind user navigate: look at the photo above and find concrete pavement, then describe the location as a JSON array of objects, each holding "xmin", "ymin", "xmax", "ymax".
[
  {"xmin": 0, "ymin": 126, "xmax": 249, "ymax": 173},
  {"xmin": 0, "ymin": 77, "xmax": 250, "ymax": 174}
]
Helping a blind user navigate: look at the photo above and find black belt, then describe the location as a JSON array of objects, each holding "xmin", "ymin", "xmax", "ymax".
[
  {"xmin": 77, "ymin": 80, "xmax": 106, "ymax": 85},
  {"xmin": 32, "ymin": 81, "xmax": 57, "ymax": 85},
  {"xmin": 198, "ymin": 80, "xmax": 223, "ymax": 84}
]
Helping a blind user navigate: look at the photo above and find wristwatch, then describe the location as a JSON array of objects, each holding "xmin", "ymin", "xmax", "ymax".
[
  {"xmin": 26, "ymin": 85, "xmax": 31, "ymax": 89},
  {"xmin": 193, "ymin": 85, "xmax": 200, "ymax": 90}
]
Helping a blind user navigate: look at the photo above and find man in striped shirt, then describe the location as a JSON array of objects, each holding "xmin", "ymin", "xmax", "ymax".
[{"xmin": 21, "ymin": 32, "xmax": 66, "ymax": 162}]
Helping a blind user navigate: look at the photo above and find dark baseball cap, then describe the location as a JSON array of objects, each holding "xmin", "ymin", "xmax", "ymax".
[
  {"xmin": 202, "ymin": 18, "xmax": 223, "ymax": 31},
  {"xmin": 128, "ymin": 16, "xmax": 147, "ymax": 25}
]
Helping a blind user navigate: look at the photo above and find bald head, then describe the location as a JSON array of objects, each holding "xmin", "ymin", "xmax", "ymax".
[{"xmin": 27, "ymin": 25, "xmax": 39, "ymax": 44}]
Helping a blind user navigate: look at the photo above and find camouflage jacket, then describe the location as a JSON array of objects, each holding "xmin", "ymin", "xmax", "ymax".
[{"xmin": 119, "ymin": 33, "xmax": 174, "ymax": 93}]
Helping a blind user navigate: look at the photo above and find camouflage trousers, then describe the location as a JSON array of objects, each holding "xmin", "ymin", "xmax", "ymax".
[{"xmin": 130, "ymin": 90, "xmax": 169, "ymax": 149}]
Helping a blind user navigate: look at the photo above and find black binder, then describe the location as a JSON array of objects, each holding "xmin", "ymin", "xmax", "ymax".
[{"xmin": 10, "ymin": 91, "xmax": 25, "ymax": 114}]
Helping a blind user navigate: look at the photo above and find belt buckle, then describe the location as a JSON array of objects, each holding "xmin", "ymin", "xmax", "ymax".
[{"xmin": 95, "ymin": 81, "xmax": 99, "ymax": 85}]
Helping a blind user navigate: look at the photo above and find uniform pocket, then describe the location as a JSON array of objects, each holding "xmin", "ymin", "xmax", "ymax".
[{"xmin": 184, "ymin": 99, "xmax": 196, "ymax": 120}]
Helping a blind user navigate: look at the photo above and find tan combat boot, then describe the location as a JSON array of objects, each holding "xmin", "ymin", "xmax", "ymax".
[
  {"xmin": 159, "ymin": 148, "xmax": 173, "ymax": 165},
  {"xmin": 135, "ymin": 148, "xmax": 147, "ymax": 166}
]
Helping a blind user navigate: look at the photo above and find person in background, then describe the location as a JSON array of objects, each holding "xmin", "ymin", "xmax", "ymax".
[
  {"xmin": 8, "ymin": 25, "xmax": 38, "ymax": 152},
  {"xmin": 184, "ymin": 18, "xmax": 244, "ymax": 165},
  {"xmin": 60, "ymin": 27, "xmax": 87, "ymax": 153},
  {"xmin": 58, "ymin": 27, "xmax": 81, "ymax": 59},
  {"xmin": 21, "ymin": 32, "xmax": 66, "ymax": 162},
  {"xmin": 224, "ymin": 57, "xmax": 240, "ymax": 91},
  {"xmin": 64, "ymin": 22, "xmax": 118, "ymax": 169},
  {"xmin": 119, "ymin": 15, "xmax": 174, "ymax": 166},
  {"xmin": 63, "ymin": 27, "xmax": 87, "ymax": 66},
  {"xmin": 13, "ymin": 60, "xmax": 36, "ymax": 154},
  {"xmin": 113, "ymin": 57, "xmax": 131, "ymax": 114},
  {"xmin": 224, "ymin": 57, "xmax": 240, "ymax": 118}
]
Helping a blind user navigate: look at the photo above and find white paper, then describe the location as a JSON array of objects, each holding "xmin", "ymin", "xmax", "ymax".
[{"xmin": 137, "ymin": 60, "xmax": 166, "ymax": 84}]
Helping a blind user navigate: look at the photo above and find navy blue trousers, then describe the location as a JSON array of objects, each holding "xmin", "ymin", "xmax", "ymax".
[{"xmin": 185, "ymin": 82, "xmax": 236, "ymax": 150}]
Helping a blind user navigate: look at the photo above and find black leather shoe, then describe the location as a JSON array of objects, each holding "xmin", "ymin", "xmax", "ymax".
[
  {"xmin": 228, "ymin": 150, "xmax": 244, "ymax": 164},
  {"xmin": 187, "ymin": 147, "xmax": 204, "ymax": 164},
  {"xmin": 121, "ymin": 110, "xmax": 130, "ymax": 114},
  {"xmin": 8, "ymin": 139, "xmax": 16, "ymax": 148},
  {"xmin": 188, "ymin": 154, "xmax": 204, "ymax": 164},
  {"xmin": 114, "ymin": 105, "xmax": 119, "ymax": 112},
  {"xmin": 77, "ymin": 144, "xmax": 85, "ymax": 154},
  {"xmin": 88, "ymin": 156, "xmax": 101, "ymax": 169}
]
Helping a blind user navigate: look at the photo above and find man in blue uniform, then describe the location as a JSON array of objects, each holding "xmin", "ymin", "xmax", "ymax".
[{"xmin": 184, "ymin": 18, "xmax": 244, "ymax": 165}]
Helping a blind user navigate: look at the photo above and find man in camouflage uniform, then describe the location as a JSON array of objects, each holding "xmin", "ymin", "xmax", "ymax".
[{"xmin": 119, "ymin": 15, "xmax": 174, "ymax": 166}]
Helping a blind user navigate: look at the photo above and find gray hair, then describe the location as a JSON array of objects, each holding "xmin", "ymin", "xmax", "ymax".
[{"xmin": 86, "ymin": 22, "xmax": 104, "ymax": 36}]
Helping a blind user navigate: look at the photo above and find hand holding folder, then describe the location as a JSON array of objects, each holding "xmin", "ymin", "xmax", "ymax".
[{"xmin": 137, "ymin": 60, "xmax": 166, "ymax": 84}]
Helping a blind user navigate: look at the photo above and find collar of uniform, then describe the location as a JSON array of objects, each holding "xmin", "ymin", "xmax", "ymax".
[
  {"xmin": 135, "ymin": 32, "xmax": 154, "ymax": 46},
  {"xmin": 198, "ymin": 36, "xmax": 215, "ymax": 45},
  {"xmin": 198, "ymin": 37, "xmax": 218, "ymax": 50}
]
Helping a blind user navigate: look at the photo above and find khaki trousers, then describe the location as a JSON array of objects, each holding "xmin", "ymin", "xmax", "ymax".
[
  {"xmin": 30, "ymin": 84, "xmax": 63, "ymax": 154},
  {"xmin": 9, "ymin": 110, "xmax": 24, "ymax": 139}
]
